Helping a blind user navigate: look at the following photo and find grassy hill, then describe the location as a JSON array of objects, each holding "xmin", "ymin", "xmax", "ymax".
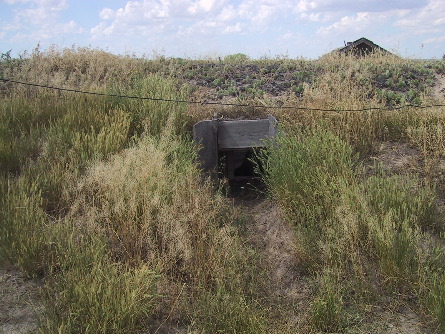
[{"xmin": 1, "ymin": 46, "xmax": 445, "ymax": 333}]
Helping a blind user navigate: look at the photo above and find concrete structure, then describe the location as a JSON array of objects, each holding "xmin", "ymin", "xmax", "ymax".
[{"xmin": 193, "ymin": 115, "xmax": 278, "ymax": 180}]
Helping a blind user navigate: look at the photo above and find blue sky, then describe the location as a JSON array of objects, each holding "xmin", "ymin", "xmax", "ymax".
[{"xmin": 1, "ymin": 0, "xmax": 444, "ymax": 59}]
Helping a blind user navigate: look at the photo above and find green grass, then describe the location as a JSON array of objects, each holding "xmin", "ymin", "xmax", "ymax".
[
  {"xmin": 258, "ymin": 125, "xmax": 444, "ymax": 331},
  {"xmin": 1, "ymin": 46, "xmax": 445, "ymax": 333},
  {"xmin": 310, "ymin": 271, "xmax": 345, "ymax": 333},
  {"xmin": 0, "ymin": 57, "xmax": 267, "ymax": 332}
]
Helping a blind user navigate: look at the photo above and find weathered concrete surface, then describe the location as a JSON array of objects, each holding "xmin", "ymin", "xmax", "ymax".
[{"xmin": 193, "ymin": 115, "xmax": 277, "ymax": 178}]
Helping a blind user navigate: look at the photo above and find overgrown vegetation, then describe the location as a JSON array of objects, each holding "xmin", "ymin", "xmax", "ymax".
[{"xmin": 1, "ymin": 46, "xmax": 445, "ymax": 333}]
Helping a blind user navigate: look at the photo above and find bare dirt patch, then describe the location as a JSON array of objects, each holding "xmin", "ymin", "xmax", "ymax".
[
  {"xmin": 237, "ymin": 197, "xmax": 312, "ymax": 332},
  {"xmin": 246, "ymin": 199, "xmax": 300, "ymax": 293},
  {"xmin": 365, "ymin": 141, "xmax": 422, "ymax": 175},
  {"xmin": 433, "ymin": 73, "xmax": 445, "ymax": 101},
  {"xmin": 349, "ymin": 304, "xmax": 438, "ymax": 334},
  {"xmin": 0, "ymin": 266, "xmax": 43, "ymax": 334}
]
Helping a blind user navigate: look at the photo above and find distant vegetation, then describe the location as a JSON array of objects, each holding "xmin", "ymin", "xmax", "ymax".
[{"xmin": 1, "ymin": 46, "xmax": 445, "ymax": 333}]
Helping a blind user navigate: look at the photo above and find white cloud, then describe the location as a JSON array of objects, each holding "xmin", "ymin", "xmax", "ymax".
[
  {"xmin": 217, "ymin": 5, "xmax": 237, "ymax": 21},
  {"xmin": 223, "ymin": 22, "xmax": 243, "ymax": 33},
  {"xmin": 62, "ymin": 20, "xmax": 85, "ymax": 34},
  {"xmin": 251, "ymin": 5, "xmax": 275, "ymax": 25},
  {"xmin": 176, "ymin": 18, "xmax": 221, "ymax": 36},
  {"xmin": 3, "ymin": 0, "xmax": 31, "ymax": 4},
  {"xmin": 92, "ymin": 1, "xmax": 174, "ymax": 40},
  {"xmin": 12, "ymin": 0, "xmax": 67, "ymax": 26},
  {"xmin": 317, "ymin": 12, "xmax": 372, "ymax": 35},
  {"xmin": 317, "ymin": 10, "xmax": 399, "ymax": 36},
  {"xmin": 1, "ymin": 0, "xmax": 85, "ymax": 48},
  {"xmin": 279, "ymin": 32, "xmax": 293, "ymax": 40},
  {"xmin": 92, "ymin": 0, "xmax": 325, "ymax": 41},
  {"xmin": 187, "ymin": 0, "xmax": 219, "ymax": 15},
  {"xmin": 293, "ymin": 0, "xmax": 316, "ymax": 13},
  {"xmin": 99, "ymin": 8, "xmax": 116, "ymax": 20},
  {"xmin": 310, "ymin": 0, "xmax": 426, "ymax": 13},
  {"xmin": 92, "ymin": 0, "xmax": 238, "ymax": 40},
  {"xmin": 395, "ymin": 0, "xmax": 445, "ymax": 33},
  {"xmin": 2, "ymin": 21, "xmax": 23, "ymax": 31},
  {"xmin": 423, "ymin": 35, "xmax": 445, "ymax": 44},
  {"xmin": 299, "ymin": 12, "xmax": 333, "ymax": 22},
  {"xmin": 90, "ymin": 22, "xmax": 115, "ymax": 37},
  {"xmin": 3, "ymin": 0, "xmax": 443, "ymax": 59},
  {"xmin": 98, "ymin": 0, "xmax": 226, "ymax": 23}
]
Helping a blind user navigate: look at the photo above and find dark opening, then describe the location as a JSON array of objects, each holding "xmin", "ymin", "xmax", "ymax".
[{"xmin": 218, "ymin": 148, "xmax": 265, "ymax": 198}]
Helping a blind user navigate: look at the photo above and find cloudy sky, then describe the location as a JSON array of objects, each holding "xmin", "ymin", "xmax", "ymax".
[{"xmin": 1, "ymin": 0, "xmax": 444, "ymax": 59}]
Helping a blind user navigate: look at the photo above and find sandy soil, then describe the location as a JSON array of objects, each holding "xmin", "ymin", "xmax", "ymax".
[
  {"xmin": 433, "ymin": 73, "xmax": 445, "ymax": 101},
  {"xmin": 0, "ymin": 267, "xmax": 43, "ymax": 334},
  {"xmin": 365, "ymin": 141, "xmax": 423, "ymax": 175},
  {"xmin": 235, "ymin": 196, "xmax": 312, "ymax": 332}
]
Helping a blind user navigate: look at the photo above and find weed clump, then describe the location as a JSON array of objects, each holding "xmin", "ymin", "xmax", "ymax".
[
  {"xmin": 258, "ymin": 125, "xmax": 442, "ymax": 331},
  {"xmin": 2, "ymin": 46, "xmax": 445, "ymax": 333}
]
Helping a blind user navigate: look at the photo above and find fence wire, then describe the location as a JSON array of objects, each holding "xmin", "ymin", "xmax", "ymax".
[{"xmin": 1, "ymin": 77, "xmax": 445, "ymax": 113}]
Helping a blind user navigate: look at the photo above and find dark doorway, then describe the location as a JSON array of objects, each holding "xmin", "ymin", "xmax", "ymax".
[
  {"xmin": 219, "ymin": 149, "xmax": 263, "ymax": 180},
  {"xmin": 218, "ymin": 148, "xmax": 265, "ymax": 198}
]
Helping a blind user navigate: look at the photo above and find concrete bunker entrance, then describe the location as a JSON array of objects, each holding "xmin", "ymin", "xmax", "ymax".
[
  {"xmin": 193, "ymin": 115, "xmax": 277, "ymax": 193},
  {"xmin": 218, "ymin": 148, "xmax": 262, "ymax": 180}
]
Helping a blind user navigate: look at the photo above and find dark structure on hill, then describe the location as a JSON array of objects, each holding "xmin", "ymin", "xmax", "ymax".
[{"xmin": 336, "ymin": 37, "xmax": 392, "ymax": 56}]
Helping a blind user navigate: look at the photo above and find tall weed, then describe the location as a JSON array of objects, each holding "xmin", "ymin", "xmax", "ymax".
[
  {"xmin": 110, "ymin": 74, "xmax": 190, "ymax": 138},
  {"xmin": 259, "ymin": 127, "xmax": 354, "ymax": 225},
  {"xmin": 44, "ymin": 257, "xmax": 158, "ymax": 333},
  {"xmin": 0, "ymin": 177, "xmax": 49, "ymax": 276},
  {"xmin": 364, "ymin": 173, "xmax": 437, "ymax": 230},
  {"xmin": 192, "ymin": 287, "xmax": 267, "ymax": 334},
  {"xmin": 310, "ymin": 270, "xmax": 345, "ymax": 333},
  {"xmin": 258, "ymin": 128, "xmax": 442, "ymax": 330},
  {"xmin": 424, "ymin": 271, "xmax": 445, "ymax": 331},
  {"xmin": 68, "ymin": 129, "xmax": 264, "ymax": 329}
]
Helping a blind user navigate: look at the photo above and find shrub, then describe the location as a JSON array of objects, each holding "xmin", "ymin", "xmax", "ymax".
[
  {"xmin": 224, "ymin": 53, "xmax": 250, "ymax": 63},
  {"xmin": 310, "ymin": 271, "xmax": 344, "ymax": 332},
  {"xmin": 192, "ymin": 287, "xmax": 267, "ymax": 334},
  {"xmin": 259, "ymin": 127, "xmax": 354, "ymax": 226}
]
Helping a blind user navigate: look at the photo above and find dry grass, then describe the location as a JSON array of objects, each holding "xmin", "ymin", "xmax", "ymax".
[{"xmin": 1, "ymin": 46, "xmax": 445, "ymax": 333}]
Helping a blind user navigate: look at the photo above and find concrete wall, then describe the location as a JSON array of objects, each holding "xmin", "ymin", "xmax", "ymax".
[{"xmin": 193, "ymin": 115, "xmax": 277, "ymax": 179}]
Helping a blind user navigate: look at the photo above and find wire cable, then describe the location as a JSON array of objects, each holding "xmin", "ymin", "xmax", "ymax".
[{"xmin": 1, "ymin": 77, "xmax": 445, "ymax": 112}]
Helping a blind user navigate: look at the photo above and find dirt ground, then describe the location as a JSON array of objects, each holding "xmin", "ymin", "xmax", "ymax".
[
  {"xmin": 433, "ymin": 73, "xmax": 445, "ymax": 101},
  {"xmin": 365, "ymin": 141, "xmax": 423, "ymax": 175},
  {"xmin": 0, "ymin": 266, "xmax": 43, "ymax": 334}
]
